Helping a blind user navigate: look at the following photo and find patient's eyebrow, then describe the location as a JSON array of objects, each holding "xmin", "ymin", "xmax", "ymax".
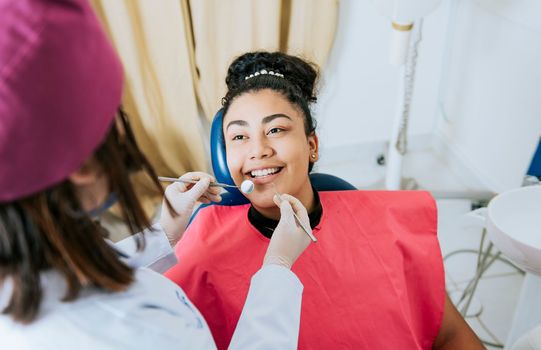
[
  {"xmin": 262, "ymin": 114, "xmax": 292, "ymax": 124},
  {"xmin": 226, "ymin": 114, "xmax": 291, "ymax": 130},
  {"xmin": 225, "ymin": 120, "xmax": 249, "ymax": 131}
]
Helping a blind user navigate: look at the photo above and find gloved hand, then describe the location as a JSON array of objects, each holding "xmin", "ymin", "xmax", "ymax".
[
  {"xmin": 160, "ymin": 172, "xmax": 222, "ymax": 246},
  {"xmin": 263, "ymin": 194, "xmax": 313, "ymax": 269}
]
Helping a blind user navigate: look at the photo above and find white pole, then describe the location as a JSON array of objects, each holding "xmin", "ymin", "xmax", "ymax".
[
  {"xmin": 385, "ymin": 22, "xmax": 412, "ymax": 190},
  {"xmin": 385, "ymin": 64, "xmax": 406, "ymax": 190}
]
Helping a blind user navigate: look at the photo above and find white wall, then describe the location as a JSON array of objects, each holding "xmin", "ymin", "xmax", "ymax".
[
  {"xmin": 316, "ymin": 0, "xmax": 541, "ymax": 193},
  {"xmin": 315, "ymin": 0, "xmax": 448, "ymax": 148},
  {"xmin": 435, "ymin": 0, "xmax": 541, "ymax": 193}
]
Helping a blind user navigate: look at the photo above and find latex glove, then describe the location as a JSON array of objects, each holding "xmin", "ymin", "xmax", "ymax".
[
  {"xmin": 263, "ymin": 194, "xmax": 313, "ymax": 269},
  {"xmin": 160, "ymin": 172, "xmax": 222, "ymax": 246}
]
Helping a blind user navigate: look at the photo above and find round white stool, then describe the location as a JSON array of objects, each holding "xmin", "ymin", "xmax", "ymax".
[{"xmin": 483, "ymin": 186, "xmax": 541, "ymax": 349}]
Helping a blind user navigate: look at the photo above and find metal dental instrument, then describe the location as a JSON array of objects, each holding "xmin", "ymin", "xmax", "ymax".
[
  {"xmin": 158, "ymin": 176, "xmax": 237, "ymax": 188},
  {"xmin": 271, "ymin": 183, "xmax": 317, "ymax": 243},
  {"xmin": 158, "ymin": 177, "xmax": 255, "ymax": 194}
]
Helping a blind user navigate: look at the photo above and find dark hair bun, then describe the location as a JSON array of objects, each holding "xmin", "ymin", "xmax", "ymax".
[{"xmin": 225, "ymin": 51, "xmax": 318, "ymax": 102}]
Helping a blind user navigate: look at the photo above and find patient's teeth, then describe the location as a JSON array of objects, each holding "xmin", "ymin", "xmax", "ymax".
[{"xmin": 250, "ymin": 168, "xmax": 279, "ymax": 177}]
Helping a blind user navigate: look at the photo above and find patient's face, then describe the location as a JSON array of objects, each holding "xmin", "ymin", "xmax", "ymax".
[{"xmin": 223, "ymin": 89, "xmax": 317, "ymax": 219}]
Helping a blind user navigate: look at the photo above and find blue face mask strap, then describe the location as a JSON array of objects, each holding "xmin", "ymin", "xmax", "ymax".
[{"xmin": 87, "ymin": 192, "xmax": 118, "ymax": 218}]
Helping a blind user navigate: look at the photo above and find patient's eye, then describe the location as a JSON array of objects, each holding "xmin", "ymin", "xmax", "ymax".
[
  {"xmin": 232, "ymin": 135, "xmax": 246, "ymax": 141},
  {"xmin": 267, "ymin": 127, "xmax": 284, "ymax": 135}
]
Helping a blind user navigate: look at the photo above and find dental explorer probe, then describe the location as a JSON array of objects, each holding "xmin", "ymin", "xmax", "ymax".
[{"xmin": 271, "ymin": 183, "xmax": 317, "ymax": 243}]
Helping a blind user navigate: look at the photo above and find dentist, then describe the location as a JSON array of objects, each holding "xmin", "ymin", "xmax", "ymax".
[{"xmin": 0, "ymin": 0, "xmax": 312, "ymax": 349}]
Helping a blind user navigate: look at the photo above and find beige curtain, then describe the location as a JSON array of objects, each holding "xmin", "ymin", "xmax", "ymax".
[
  {"xmin": 190, "ymin": 0, "xmax": 340, "ymax": 120},
  {"xmin": 91, "ymin": 1, "xmax": 208, "ymax": 172},
  {"xmin": 287, "ymin": 0, "xmax": 340, "ymax": 64},
  {"xmin": 90, "ymin": 0, "xmax": 339, "ymax": 220},
  {"xmin": 188, "ymin": 0, "xmax": 283, "ymax": 119},
  {"xmin": 91, "ymin": 0, "xmax": 209, "ymax": 217}
]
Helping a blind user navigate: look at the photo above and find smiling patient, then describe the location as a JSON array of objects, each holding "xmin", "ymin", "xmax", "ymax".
[{"xmin": 165, "ymin": 51, "xmax": 484, "ymax": 349}]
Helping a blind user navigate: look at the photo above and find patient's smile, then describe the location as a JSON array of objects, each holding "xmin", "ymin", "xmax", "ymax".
[
  {"xmin": 246, "ymin": 167, "xmax": 284, "ymax": 186},
  {"xmin": 249, "ymin": 167, "xmax": 282, "ymax": 178}
]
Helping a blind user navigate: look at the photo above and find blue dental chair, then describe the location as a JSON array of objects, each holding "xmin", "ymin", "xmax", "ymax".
[{"xmin": 190, "ymin": 109, "xmax": 356, "ymax": 221}]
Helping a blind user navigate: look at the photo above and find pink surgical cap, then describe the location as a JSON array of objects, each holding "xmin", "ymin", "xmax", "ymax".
[{"xmin": 0, "ymin": 0, "xmax": 123, "ymax": 201}]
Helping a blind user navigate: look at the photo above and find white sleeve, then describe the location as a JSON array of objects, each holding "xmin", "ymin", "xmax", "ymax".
[
  {"xmin": 228, "ymin": 264, "xmax": 303, "ymax": 350},
  {"xmin": 114, "ymin": 223, "xmax": 177, "ymax": 273}
]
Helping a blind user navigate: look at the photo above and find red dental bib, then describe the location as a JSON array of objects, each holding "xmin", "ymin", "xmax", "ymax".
[{"xmin": 165, "ymin": 190, "xmax": 445, "ymax": 349}]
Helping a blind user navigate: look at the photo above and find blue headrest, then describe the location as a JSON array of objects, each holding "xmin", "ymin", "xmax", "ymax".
[
  {"xmin": 527, "ymin": 139, "xmax": 541, "ymax": 177},
  {"xmin": 309, "ymin": 173, "xmax": 357, "ymax": 191},
  {"xmin": 210, "ymin": 109, "xmax": 250, "ymax": 204},
  {"xmin": 209, "ymin": 109, "xmax": 356, "ymax": 206}
]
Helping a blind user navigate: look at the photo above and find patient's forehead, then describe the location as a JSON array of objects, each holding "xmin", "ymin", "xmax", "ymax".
[{"xmin": 224, "ymin": 89, "xmax": 303, "ymax": 123}]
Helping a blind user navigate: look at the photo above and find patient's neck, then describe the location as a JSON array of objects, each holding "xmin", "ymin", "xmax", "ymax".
[
  {"xmin": 248, "ymin": 186, "xmax": 322, "ymax": 238},
  {"xmin": 253, "ymin": 181, "xmax": 315, "ymax": 220}
]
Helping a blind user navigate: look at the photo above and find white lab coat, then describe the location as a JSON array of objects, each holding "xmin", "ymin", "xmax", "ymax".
[
  {"xmin": 0, "ymin": 228, "xmax": 304, "ymax": 349},
  {"xmin": 114, "ymin": 224, "xmax": 178, "ymax": 273}
]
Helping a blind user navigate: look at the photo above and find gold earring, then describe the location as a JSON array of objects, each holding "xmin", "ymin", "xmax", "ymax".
[{"xmin": 311, "ymin": 154, "xmax": 316, "ymax": 159}]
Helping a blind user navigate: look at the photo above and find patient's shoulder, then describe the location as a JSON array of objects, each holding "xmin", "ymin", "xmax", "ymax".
[
  {"xmin": 320, "ymin": 189, "xmax": 435, "ymax": 207},
  {"xmin": 319, "ymin": 190, "xmax": 437, "ymax": 228}
]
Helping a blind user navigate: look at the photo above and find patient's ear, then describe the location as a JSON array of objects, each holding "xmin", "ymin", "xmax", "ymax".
[
  {"xmin": 308, "ymin": 133, "xmax": 319, "ymax": 162},
  {"xmin": 68, "ymin": 157, "xmax": 100, "ymax": 186}
]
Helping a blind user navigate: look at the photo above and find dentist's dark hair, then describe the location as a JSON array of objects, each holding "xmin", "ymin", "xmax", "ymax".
[{"xmin": 0, "ymin": 107, "xmax": 169, "ymax": 324}]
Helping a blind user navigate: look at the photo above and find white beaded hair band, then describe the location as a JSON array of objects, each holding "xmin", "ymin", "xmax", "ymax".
[{"xmin": 244, "ymin": 69, "xmax": 284, "ymax": 80}]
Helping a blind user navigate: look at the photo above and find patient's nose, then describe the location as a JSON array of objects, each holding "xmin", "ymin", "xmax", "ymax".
[{"xmin": 250, "ymin": 137, "xmax": 273, "ymax": 159}]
